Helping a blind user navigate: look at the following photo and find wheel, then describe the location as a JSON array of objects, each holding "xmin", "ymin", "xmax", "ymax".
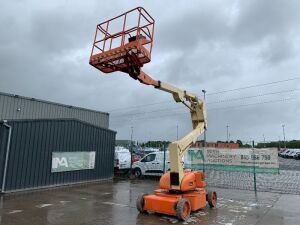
[
  {"xmin": 176, "ymin": 198, "xmax": 191, "ymax": 221},
  {"xmin": 128, "ymin": 170, "xmax": 137, "ymax": 180},
  {"xmin": 207, "ymin": 191, "xmax": 217, "ymax": 208},
  {"xmin": 136, "ymin": 193, "xmax": 147, "ymax": 213},
  {"xmin": 134, "ymin": 168, "xmax": 142, "ymax": 178}
]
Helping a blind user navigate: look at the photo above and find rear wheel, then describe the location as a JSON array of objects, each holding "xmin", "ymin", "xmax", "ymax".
[
  {"xmin": 134, "ymin": 168, "xmax": 142, "ymax": 178},
  {"xmin": 207, "ymin": 191, "xmax": 217, "ymax": 208},
  {"xmin": 176, "ymin": 198, "xmax": 191, "ymax": 221},
  {"xmin": 136, "ymin": 193, "xmax": 147, "ymax": 213}
]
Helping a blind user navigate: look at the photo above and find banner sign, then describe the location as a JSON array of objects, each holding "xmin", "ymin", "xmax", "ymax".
[
  {"xmin": 184, "ymin": 148, "xmax": 279, "ymax": 173},
  {"xmin": 52, "ymin": 151, "xmax": 96, "ymax": 173}
]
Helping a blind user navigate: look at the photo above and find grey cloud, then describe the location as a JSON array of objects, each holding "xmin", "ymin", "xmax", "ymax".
[
  {"xmin": 152, "ymin": 42, "xmax": 242, "ymax": 90},
  {"xmin": 0, "ymin": 0, "xmax": 299, "ymax": 142},
  {"xmin": 259, "ymin": 36, "xmax": 295, "ymax": 65},
  {"xmin": 231, "ymin": 0, "xmax": 300, "ymax": 46},
  {"xmin": 156, "ymin": 4, "xmax": 230, "ymax": 52}
]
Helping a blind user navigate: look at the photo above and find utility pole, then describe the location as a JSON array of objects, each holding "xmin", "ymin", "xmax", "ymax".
[
  {"xmin": 130, "ymin": 126, "xmax": 133, "ymax": 172},
  {"xmin": 252, "ymin": 140, "xmax": 257, "ymax": 200},
  {"xmin": 148, "ymin": 131, "xmax": 151, "ymax": 147},
  {"xmin": 263, "ymin": 134, "xmax": 266, "ymax": 148},
  {"xmin": 202, "ymin": 89, "xmax": 207, "ymax": 172},
  {"xmin": 202, "ymin": 90, "xmax": 206, "ymax": 148},
  {"xmin": 226, "ymin": 125, "xmax": 229, "ymax": 147},
  {"xmin": 282, "ymin": 124, "xmax": 286, "ymax": 149},
  {"xmin": 176, "ymin": 124, "xmax": 179, "ymax": 140}
]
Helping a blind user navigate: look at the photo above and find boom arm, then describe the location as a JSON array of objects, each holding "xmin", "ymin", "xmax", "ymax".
[
  {"xmin": 89, "ymin": 7, "xmax": 207, "ymax": 191},
  {"xmin": 135, "ymin": 70, "xmax": 207, "ymax": 190}
]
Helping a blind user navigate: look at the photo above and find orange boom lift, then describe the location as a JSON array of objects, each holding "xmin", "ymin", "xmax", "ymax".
[{"xmin": 89, "ymin": 7, "xmax": 217, "ymax": 221}]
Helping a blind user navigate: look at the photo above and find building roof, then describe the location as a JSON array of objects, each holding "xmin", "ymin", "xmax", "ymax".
[
  {"xmin": 0, "ymin": 91, "xmax": 109, "ymax": 129},
  {"xmin": 0, "ymin": 91, "xmax": 109, "ymax": 115}
]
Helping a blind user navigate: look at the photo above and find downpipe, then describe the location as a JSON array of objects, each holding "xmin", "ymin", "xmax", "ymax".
[{"xmin": 1, "ymin": 121, "xmax": 12, "ymax": 193}]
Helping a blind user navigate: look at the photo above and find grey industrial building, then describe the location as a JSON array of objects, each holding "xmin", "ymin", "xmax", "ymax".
[
  {"xmin": 0, "ymin": 91, "xmax": 109, "ymax": 128},
  {"xmin": 0, "ymin": 91, "xmax": 116, "ymax": 193}
]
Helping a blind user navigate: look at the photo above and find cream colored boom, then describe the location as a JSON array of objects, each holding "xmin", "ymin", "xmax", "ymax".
[{"xmin": 156, "ymin": 81, "xmax": 207, "ymax": 190}]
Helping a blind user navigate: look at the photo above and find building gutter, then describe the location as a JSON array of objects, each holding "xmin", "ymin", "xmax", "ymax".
[{"xmin": 1, "ymin": 120, "xmax": 12, "ymax": 193}]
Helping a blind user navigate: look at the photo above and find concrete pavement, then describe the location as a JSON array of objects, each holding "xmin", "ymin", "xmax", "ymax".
[{"xmin": 0, "ymin": 179, "xmax": 299, "ymax": 225}]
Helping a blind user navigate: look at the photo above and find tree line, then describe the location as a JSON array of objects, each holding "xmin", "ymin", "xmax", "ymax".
[
  {"xmin": 256, "ymin": 140, "xmax": 300, "ymax": 149},
  {"xmin": 139, "ymin": 140, "xmax": 300, "ymax": 149}
]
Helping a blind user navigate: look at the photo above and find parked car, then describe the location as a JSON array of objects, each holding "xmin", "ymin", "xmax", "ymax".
[
  {"xmin": 278, "ymin": 148, "xmax": 287, "ymax": 156},
  {"xmin": 279, "ymin": 150, "xmax": 291, "ymax": 158},
  {"xmin": 114, "ymin": 146, "xmax": 131, "ymax": 172},
  {"xmin": 291, "ymin": 150, "xmax": 300, "ymax": 158},
  {"xmin": 286, "ymin": 150, "xmax": 300, "ymax": 158},
  {"xmin": 293, "ymin": 152, "xmax": 300, "ymax": 160},
  {"xmin": 287, "ymin": 150, "xmax": 298, "ymax": 159},
  {"xmin": 132, "ymin": 151, "xmax": 170, "ymax": 177},
  {"xmin": 280, "ymin": 149, "xmax": 300, "ymax": 158}
]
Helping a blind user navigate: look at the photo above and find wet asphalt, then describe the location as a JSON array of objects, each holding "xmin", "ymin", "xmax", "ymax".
[{"xmin": 0, "ymin": 178, "xmax": 299, "ymax": 225}]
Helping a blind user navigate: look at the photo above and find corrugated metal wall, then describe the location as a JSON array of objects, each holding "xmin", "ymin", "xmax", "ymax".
[
  {"xmin": 0, "ymin": 119, "xmax": 116, "ymax": 193},
  {"xmin": 0, "ymin": 92, "xmax": 109, "ymax": 128}
]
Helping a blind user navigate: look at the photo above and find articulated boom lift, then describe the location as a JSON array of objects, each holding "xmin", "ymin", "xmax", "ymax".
[{"xmin": 89, "ymin": 7, "xmax": 217, "ymax": 220}]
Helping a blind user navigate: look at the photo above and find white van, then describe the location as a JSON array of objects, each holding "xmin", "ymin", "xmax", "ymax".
[
  {"xmin": 114, "ymin": 146, "xmax": 131, "ymax": 171},
  {"xmin": 132, "ymin": 151, "xmax": 170, "ymax": 177}
]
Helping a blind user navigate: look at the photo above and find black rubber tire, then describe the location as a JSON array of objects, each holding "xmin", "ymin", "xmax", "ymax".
[
  {"xmin": 207, "ymin": 190, "xmax": 217, "ymax": 208},
  {"xmin": 136, "ymin": 193, "xmax": 147, "ymax": 213},
  {"xmin": 134, "ymin": 168, "xmax": 142, "ymax": 178},
  {"xmin": 176, "ymin": 198, "xmax": 191, "ymax": 221}
]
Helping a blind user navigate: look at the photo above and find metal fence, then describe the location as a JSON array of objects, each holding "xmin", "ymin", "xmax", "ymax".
[
  {"xmin": 205, "ymin": 169, "xmax": 300, "ymax": 195},
  {"xmin": 114, "ymin": 148, "xmax": 300, "ymax": 195}
]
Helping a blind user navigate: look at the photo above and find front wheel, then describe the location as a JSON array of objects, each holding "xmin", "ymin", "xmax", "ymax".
[
  {"xmin": 134, "ymin": 168, "xmax": 142, "ymax": 178},
  {"xmin": 176, "ymin": 198, "xmax": 191, "ymax": 221},
  {"xmin": 136, "ymin": 193, "xmax": 147, "ymax": 213},
  {"xmin": 207, "ymin": 191, "xmax": 217, "ymax": 208}
]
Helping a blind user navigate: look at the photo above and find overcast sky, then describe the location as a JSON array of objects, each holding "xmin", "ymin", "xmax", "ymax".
[{"xmin": 1, "ymin": 0, "xmax": 299, "ymax": 144}]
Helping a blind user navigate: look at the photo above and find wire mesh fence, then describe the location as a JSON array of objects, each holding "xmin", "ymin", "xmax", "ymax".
[
  {"xmin": 205, "ymin": 169, "xmax": 300, "ymax": 195},
  {"xmin": 114, "ymin": 150, "xmax": 300, "ymax": 195},
  {"xmin": 114, "ymin": 168, "xmax": 300, "ymax": 195}
]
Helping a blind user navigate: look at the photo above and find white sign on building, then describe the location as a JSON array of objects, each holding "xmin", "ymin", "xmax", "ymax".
[{"xmin": 52, "ymin": 151, "xmax": 96, "ymax": 173}]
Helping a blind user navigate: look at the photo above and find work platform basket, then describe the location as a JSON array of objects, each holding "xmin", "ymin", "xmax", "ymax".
[{"xmin": 89, "ymin": 7, "xmax": 155, "ymax": 74}]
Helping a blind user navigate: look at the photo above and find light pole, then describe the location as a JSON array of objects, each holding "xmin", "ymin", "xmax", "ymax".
[
  {"xmin": 176, "ymin": 124, "xmax": 179, "ymax": 140},
  {"xmin": 226, "ymin": 125, "xmax": 229, "ymax": 147},
  {"xmin": 202, "ymin": 90, "xmax": 206, "ymax": 148},
  {"xmin": 278, "ymin": 136, "xmax": 281, "ymax": 150},
  {"xmin": 202, "ymin": 89, "xmax": 207, "ymax": 172},
  {"xmin": 282, "ymin": 125, "xmax": 286, "ymax": 149},
  {"xmin": 130, "ymin": 126, "xmax": 133, "ymax": 172}
]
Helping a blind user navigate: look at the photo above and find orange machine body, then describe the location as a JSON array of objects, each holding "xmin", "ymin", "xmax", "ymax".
[
  {"xmin": 144, "ymin": 189, "xmax": 207, "ymax": 216},
  {"xmin": 143, "ymin": 171, "xmax": 208, "ymax": 216}
]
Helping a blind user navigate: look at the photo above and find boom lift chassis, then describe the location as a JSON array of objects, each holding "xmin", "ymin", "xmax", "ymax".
[{"xmin": 89, "ymin": 7, "xmax": 217, "ymax": 221}]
